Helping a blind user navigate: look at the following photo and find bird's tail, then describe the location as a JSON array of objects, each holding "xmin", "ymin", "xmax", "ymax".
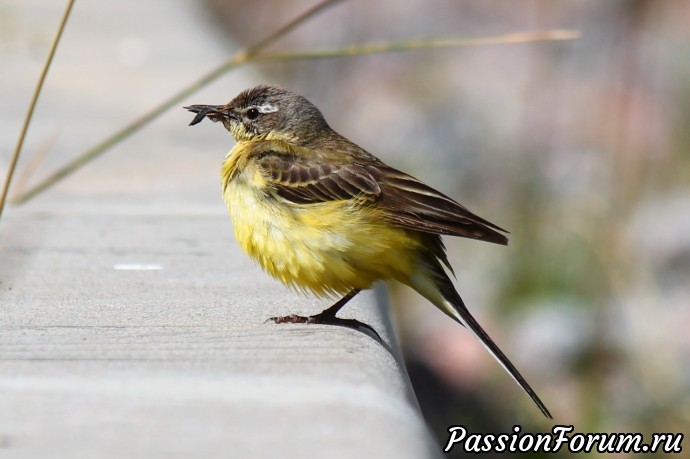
[{"xmin": 408, "ymin": 264, "xmax": 552, "ymax": 419}]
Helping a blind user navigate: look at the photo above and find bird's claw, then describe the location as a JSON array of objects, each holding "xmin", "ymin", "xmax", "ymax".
[{"xmin": 267, "ymin": 313, "xmax": 382, "ymax": 343}]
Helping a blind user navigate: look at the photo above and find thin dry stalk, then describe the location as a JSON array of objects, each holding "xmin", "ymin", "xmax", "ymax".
[
  {"xmin": 12, "ymin": 0, "xmax": 346, "ymax": 205},
  {"xmin": 11, "ymin": 1, "xmax": 577, "ymax": 206},
  {"xmin": 0, "ymin": 0, "xmax": 75, "ymax": 221}
]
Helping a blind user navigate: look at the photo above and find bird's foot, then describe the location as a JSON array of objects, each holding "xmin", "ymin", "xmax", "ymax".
[
  {"xmin": 268, "ymin": 314, "xmax": 313, "ymax": 325},
  {"xmin": 267, "ymin": 312, "xmax": 382, "ymax": 342}
]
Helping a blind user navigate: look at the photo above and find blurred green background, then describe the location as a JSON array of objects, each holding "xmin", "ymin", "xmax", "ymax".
[
  {"xmin": 200, "ymin": 1, "xmax": 690, "ymax": 455},
  {"xmin": 4, "ymin": 0, "xmax": 689, "ymax": 456}
]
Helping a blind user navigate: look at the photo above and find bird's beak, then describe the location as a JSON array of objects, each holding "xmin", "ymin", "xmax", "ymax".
[{"xmin": 184, "ymin": 104, "xmax": 235, "ymax": 126}]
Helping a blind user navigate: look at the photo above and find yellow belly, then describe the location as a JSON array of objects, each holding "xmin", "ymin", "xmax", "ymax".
[{"xmin": 223, "ymin": 173, "xmax": 423, "ymax": 297}]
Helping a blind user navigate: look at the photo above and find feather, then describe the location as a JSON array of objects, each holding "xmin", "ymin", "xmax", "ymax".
[{"xmin": 257, "ymin": 153, "xmax": 508, "ymax": 245}]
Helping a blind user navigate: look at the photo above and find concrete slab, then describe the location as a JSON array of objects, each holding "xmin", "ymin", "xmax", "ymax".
[{"xmin": 0, "ymin": 204, "xmax": 439, "ymax": 458}]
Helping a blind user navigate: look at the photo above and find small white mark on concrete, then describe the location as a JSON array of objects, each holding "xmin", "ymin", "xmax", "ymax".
[{"xmin": 113, "ymin": 263, "xmax": 163, "ymax": 271}]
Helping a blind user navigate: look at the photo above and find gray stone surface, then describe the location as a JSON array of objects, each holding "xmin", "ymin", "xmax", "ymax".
[
  {"xmin": 0, "ymin": 1, "xmax": 439, "ymax": 458},
  {"xmin": 0, "ymin": 205, "xmax": 437, "ymax": 459}
]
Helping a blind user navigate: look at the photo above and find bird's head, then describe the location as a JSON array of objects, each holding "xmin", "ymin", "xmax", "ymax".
[{"xmin": 184, "ymin": 84, "xmax": 329, "ymax": 144}]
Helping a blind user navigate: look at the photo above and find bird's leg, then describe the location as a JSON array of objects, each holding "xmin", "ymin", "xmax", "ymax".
[
  {"xmin": 307, "ymin": 289, "xmax": 361, "ymax": 320},
  {"xmin": 269, "ymin": 289, "xmax": 360, "ymax": 324},
  {"xmin": 268, "ymin": 289, "xmax": 381, "ymax": 341}
]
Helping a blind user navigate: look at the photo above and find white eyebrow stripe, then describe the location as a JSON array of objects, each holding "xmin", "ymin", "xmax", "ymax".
[{"xmin": 257, "ymin": 104, "xmax": 278, "ymax": 113}]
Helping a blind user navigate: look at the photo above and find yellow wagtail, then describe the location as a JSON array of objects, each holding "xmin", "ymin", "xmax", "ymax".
[{"xmin": 185, "ymin": 84, "xmax": 551, "ymax": 418}]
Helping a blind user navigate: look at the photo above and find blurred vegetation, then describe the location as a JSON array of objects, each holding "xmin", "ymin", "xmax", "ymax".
[{"xmin": 200, "ymin": 1, "xmax": 689, "ymax": 456}]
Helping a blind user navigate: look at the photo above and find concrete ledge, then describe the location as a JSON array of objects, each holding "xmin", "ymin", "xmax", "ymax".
[{"xmin": 0, "ymin": 204, "xmax": 440, "ymax": 458}]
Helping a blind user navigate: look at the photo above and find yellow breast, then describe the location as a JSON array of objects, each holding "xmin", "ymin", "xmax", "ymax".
[{"xmin": 221, "ymin": 143, "xmax": 423, "ymax": 297}]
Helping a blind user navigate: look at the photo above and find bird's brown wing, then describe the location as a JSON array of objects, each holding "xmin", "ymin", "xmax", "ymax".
[
  {"xmin": 257, "ymin": 155, "xmax": 508, "ymax": 245},
  {"xmin": 258, "ymin": 155, "xmax": 381, "ymax": 204},
  {"xmin": 373, "ymin": 165, "xmax": 508, "ymax": 245}
]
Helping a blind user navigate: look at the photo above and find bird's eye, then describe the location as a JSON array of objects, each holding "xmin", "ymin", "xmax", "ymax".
[{"xmin": 246, "ymin": 108, "xmax": 260, "ymax": 120}]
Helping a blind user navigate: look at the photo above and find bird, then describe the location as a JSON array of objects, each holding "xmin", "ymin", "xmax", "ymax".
[{"xmin": 184, "ymin": 83, "xmax": 551, "ymax": 419}]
